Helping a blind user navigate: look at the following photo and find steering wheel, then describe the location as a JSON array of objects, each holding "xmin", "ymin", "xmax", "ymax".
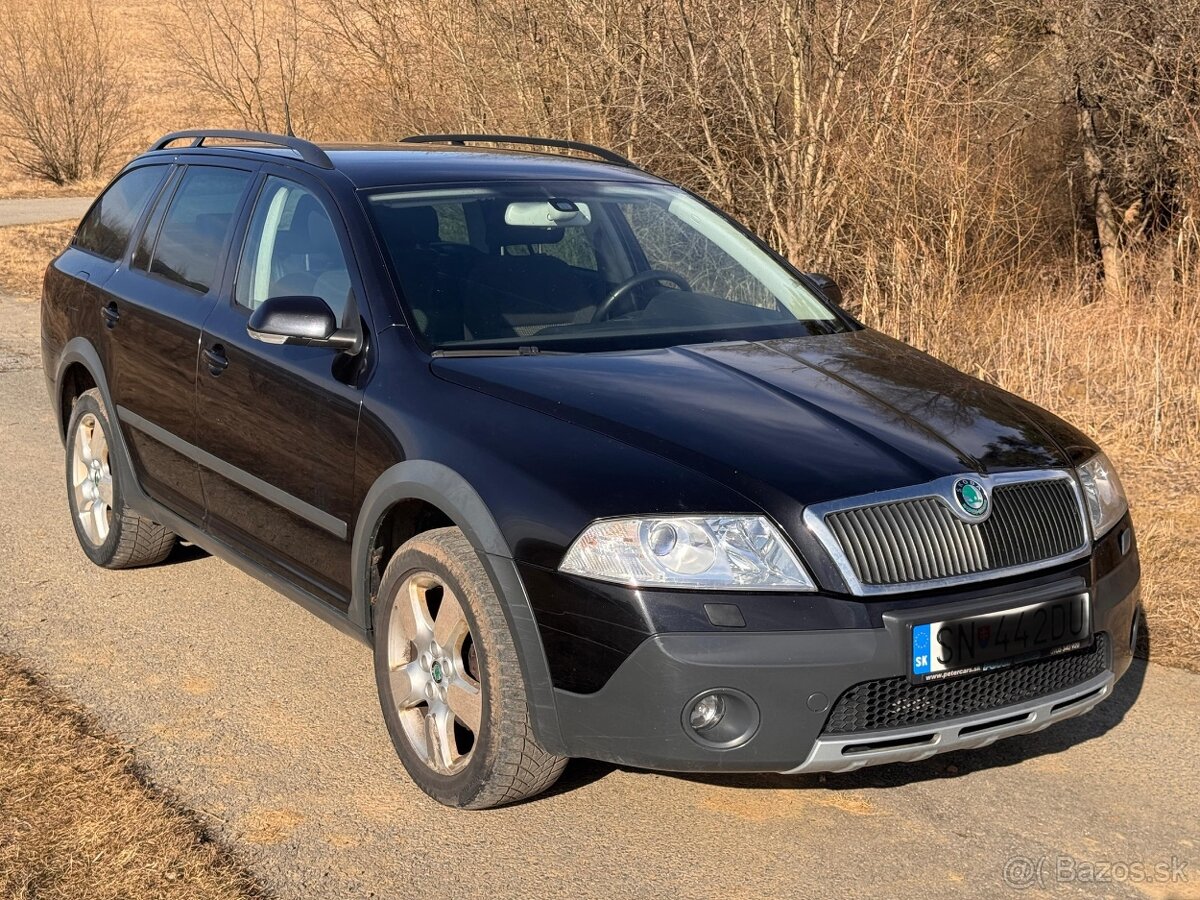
[{"xmin": 592, "ymin": 269, "xmax": 692, "ymax": 322}]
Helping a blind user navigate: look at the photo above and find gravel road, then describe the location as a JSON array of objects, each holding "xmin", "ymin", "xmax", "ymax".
[
  {"xmin": 0, "ymin": 297, "xmax": 1196, "ymax": 899},
  {"xmin": 0, "ymin": 197, "xmax": 93, "ymax": 226}
]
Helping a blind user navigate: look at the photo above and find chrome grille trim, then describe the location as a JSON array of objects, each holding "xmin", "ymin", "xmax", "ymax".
[{"xmin": 805, "ymin": 470, "xmax": 1091, "ymax": 596}]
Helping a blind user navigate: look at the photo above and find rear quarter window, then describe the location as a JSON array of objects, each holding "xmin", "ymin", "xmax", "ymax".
[
  {"xmin": 432, "ymin": 202, "xmax": 470, "ymax": 244},
  {"xmin": 74, "ymin": 166, "xmax": 167, "ymax": 261}
]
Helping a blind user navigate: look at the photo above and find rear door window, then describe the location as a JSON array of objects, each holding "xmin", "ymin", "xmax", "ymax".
[
  {"xmin": 505, "ymin": 225, "xmax": 598, "ymax": 271},
  {"xmin": 432, "ymin": 202, "xmax": 470, "ymax": 245},
  {"xmin": 74, "ymin": 166, "xmax": 168, "ymax": 261},
  {"xmin": 131, "ymin": 167, "xmax": 182, "ymax": 271},
  {"xmin": 140, "ymin": 167, "xmax": 253, "ymax": 294}
]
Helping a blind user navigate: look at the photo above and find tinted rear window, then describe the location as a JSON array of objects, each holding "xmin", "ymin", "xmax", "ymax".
[
  {"xmin": 74, "ymin": 166, "xmax": 167, "ymax": 261},
  {"xmin": 145, "ymin": 167, "xmax": 252, "ymax": 293}
]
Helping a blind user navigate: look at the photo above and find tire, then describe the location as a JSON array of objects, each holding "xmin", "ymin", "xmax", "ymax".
[
  {"xmin": 65, "ymin": 388, "xmax": 176, "ymax": 568},
  {"xmin": 373, "ymin": 527, "xmax": 567, "ymax": 809}
]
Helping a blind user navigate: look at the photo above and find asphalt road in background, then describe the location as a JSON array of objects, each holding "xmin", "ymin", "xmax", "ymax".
[
  {"xmin": 0, "ymin": 197, "xmax": 93, "ymax": 226},
  {"xmin": 1, "ymin": 298, "xmax": 1197, "ymax": 899}
]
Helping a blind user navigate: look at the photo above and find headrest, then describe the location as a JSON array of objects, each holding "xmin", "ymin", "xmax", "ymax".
[
  {"xmin": 305, "ymin": 209, "xmax": 338, "ymax": 254},
  {"xmin": 494, "ymin": 225, "xmax": 566, "ymax": 247},
  {"xmin": 288, "ymin": 194, "xmax": 323, "ymax": 239},
  {"xmin": 374, "ymin": 204, "xmax": 440, "ymax": 246}
]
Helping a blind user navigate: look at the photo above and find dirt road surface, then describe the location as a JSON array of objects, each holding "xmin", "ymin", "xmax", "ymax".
[
  {"xmin": 1, "ymin": 297, "xmax": 1197, "ymax": 899},
  {"xmin": 0, "ymin": 197, "xmax": 92, "ymax": 227}
]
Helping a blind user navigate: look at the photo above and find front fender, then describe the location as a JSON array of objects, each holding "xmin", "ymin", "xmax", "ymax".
[{"xmin": 351, "ymin": 460, "xmax": 566, "ymax": 754}]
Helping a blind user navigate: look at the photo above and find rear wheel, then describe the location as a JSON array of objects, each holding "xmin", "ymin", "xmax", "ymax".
[
  {"xmin": 65, "ymin": 389, "xmax": 176, "ymax": 568},
  {"xmin": 374, "ymin": 527, "xmax": 566, "ymax": 808}
]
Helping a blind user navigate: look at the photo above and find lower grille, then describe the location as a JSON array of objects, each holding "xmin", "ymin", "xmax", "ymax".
[{"xmin": 822, "ymin": 633, "xmax": 1109, "ymax": 735}]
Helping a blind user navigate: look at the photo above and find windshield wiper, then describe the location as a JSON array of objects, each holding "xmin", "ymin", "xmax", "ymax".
[{"xmin": 431, "ymin": 345, "xmax": 571, "ymax": 358}]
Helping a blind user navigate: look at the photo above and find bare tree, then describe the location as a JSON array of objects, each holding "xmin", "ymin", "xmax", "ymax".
[
  {"xmin": 425, "ymin": 0, "xmax": 1048, "ymax": 305},
  {"xmin": 0, "ymin": 0, "xmax": 131, "ymax": 184},
  {"xmin": 306, "ymin": 0, "xmax": 459, "ymax": 138},
  {"xmin": 144, "ymin": 0, "xmax": 1200, "ymax": 302},
  {"xmin": 1035, "ymin": 0, "xmax": 1200, "ymax": 293},
  {"xmin": 167, "ymin": 0, "xmax": 310, "ymax": 135}
]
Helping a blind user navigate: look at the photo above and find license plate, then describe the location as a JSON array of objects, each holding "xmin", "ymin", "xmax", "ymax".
[{"xmin": 910, "ymin": 593, "xmax": 1091, "ymax": 683}]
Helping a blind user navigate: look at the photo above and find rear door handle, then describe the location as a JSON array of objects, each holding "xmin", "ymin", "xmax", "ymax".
[
  {"xmin": 101, "ymin": 302, "xmax": 120, "ymax": 329},
  {"xmin": 203, "ymin": 344, "xmax": 229, "ymax": 376}
]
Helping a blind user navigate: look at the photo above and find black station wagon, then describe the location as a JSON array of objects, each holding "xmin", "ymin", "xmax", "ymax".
[{"xmin": 41, "ymin": 130, "xmax": 1142, "ymax": 808}]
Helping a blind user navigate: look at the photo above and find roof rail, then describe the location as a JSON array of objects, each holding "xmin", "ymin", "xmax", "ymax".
[
  {"xmin": 401, "ymin": 134, "xmax": 637, "ymax": 169},
  {"xmin": 147, "ymin": 129, "xmax": 334, "ymax": 170}
]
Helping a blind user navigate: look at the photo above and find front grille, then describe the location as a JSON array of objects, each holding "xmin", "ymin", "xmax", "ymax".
[
  {"xmin": 822, "ymin": 633, "xmax": 1109, "ymax": 735},
  {"xmin": 825, "ymin": 478, "xmax": 1085, "ymax": 587}
]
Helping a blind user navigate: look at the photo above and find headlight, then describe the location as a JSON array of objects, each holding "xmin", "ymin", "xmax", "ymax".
[
  {"xmin": 1077, "ymin": 451, "xmax": 1128, "ymax": 538},
  {"xmin": 559, "ymin": 515, "xmax": 815, "ymax": 590}
]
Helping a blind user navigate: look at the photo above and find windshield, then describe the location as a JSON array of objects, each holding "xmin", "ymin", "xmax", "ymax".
[{"xmin": 366, "ymin": 181, "xmax": 847, "ymax": 353}]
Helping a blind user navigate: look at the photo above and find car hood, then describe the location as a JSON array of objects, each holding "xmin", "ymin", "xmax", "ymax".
[{"xmin": 431, "ymin": 330, "xmax": 1093, "ymax": 509}]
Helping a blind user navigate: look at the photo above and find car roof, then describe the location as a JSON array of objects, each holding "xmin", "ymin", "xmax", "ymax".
[
  {"xmin": 135, "ymin": 142, "xmax": 667, "ymax": 190},
  {"xmin": 324, "ymin": 145, "xmax": 668, "ymax": 189}
]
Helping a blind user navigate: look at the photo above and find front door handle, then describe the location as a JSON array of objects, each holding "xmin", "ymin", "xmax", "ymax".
[
  {"xmin": 101, "ymin": 302, "xmax": 120, "ymax": 329},
  {"xmin": 203, "ymin": 344, "xmax": 229, "ymax": 376}
]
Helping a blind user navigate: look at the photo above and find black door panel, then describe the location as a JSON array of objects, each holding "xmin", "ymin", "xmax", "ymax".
[
  {"xmin": 103, "ymin": 163, "xmax": 256, "ymax": 519},
  {"xmin": 195, "ymin": 319, "xmax": 361, "ymax": 604},
  {"xmin": 195, "ymin": 171, "xmax": 364, "ymax": 605},
  {"xmin": 104, "ymin": 269, "xmax": 214, "ymax": 516}
]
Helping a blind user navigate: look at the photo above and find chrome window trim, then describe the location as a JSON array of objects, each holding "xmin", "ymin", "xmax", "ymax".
[{"xmin": 804, "ymin": 469, "xmax": 1091, "ymax": 596}]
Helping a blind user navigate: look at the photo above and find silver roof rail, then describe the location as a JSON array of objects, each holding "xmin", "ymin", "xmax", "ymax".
[
  {"xmin": 402, "ymin": 134, "xmax": 638, "ymax": 169},
  {"xmin": 147, "ymin": 129, "xmax": 334, "ymax": 170}
]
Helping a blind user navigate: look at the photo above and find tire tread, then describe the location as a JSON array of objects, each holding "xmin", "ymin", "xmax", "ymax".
[
  {"xmin": 375, "ymin": 527, "xmax": 567, "ymax": 809},
  {"xmin": 68, "ymin": 389, "xmax": 176, "ymax": 569}
]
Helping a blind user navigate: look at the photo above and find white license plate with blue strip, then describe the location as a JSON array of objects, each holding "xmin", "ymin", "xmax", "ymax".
[{"xmin": 910, "ymin": 593, "xmax": 1091, "ymax": 683}]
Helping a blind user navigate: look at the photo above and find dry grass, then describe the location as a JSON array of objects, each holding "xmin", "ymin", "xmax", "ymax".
[
  {"xmin": 861, "ymin": 276, "xmax": 1200, "ymax": 672},
  {"xmin": 0, "ymin": 221, "xmax": 75, "ymax": 298},
  {"xmin": 0, "ymin": 655, "xmax": 264, "ymax": 900},
  {"xmin": 1122, "ymin": 466, "xmax": 1200, "ymax": 669},
  {"xmin": 0, "ymin": 172, "xmax": 109, "ymax": 200}
]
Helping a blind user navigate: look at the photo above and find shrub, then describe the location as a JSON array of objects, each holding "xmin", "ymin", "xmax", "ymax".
[{"xmin": 0, "ymin": 0, "xmax": 131, "ymax": 184}]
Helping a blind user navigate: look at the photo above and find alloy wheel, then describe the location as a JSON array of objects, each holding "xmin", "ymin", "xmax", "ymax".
[
  {"xmin": 386, "ymin": 572, "xmax": 483, "ymax": 774},
  {"xmin": 72, "ymin": 412, "xmax": 113, "ymax": 546}
]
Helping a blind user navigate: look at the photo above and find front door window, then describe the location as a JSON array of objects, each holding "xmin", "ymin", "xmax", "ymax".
[{"xmin": 236, "ymin": 176, "xmax": 353, "ymax": 324}]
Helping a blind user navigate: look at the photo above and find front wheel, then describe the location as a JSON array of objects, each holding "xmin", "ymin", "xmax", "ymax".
[{"xmin": 373, "ymin": 527, "xmax": 566, "ymax": 808}]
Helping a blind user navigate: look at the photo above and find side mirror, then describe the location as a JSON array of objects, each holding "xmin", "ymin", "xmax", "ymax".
[
  {"xmin": 247, "ymin": 296, "xmax": 359, "ymax": 352},
  {"xmin": 805, "ymin": 273, "xmax": 843, "ymax": 307}
]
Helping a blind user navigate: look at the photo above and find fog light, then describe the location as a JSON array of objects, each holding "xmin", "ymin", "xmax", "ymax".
[
  {"xmin": 681, "ymin": 688, "xmax": 760, "ymax": 749},
  {"xmin": 688, "ymin": 693, "xmax": 726, "ymax": 732}
]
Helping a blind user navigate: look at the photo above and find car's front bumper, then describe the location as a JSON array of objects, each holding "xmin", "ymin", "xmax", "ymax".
[
  {"xmin": 543, "ymin": 520, "xmax": 1140, "ymax": 773},
  {"xmin": 782, "ymin": 666, "xmax": 1115, "ymax": 774}
]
